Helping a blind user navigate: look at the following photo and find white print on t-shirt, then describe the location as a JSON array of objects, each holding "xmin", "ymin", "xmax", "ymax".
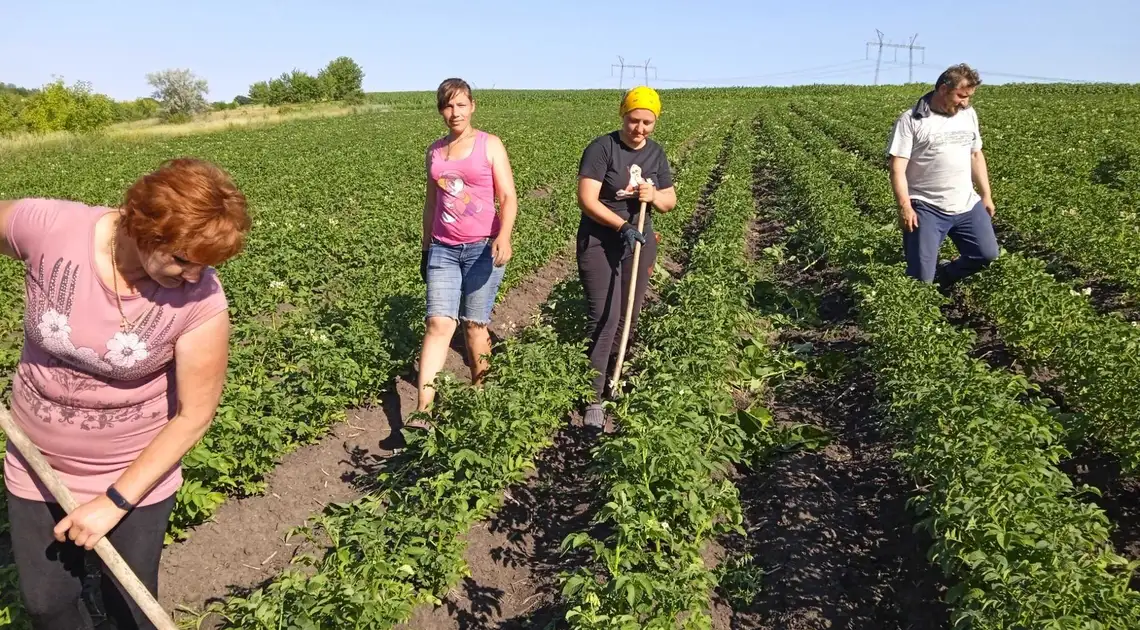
[
  {"xmin": 616, "ymin": 164, "xmax": 653, "ymax": 200},
  {"xmin": 927, "ymin": 130, "xmax": 975, "ymax": 149}
]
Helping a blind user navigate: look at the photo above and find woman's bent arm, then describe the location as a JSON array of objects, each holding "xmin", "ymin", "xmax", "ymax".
[
  {"xmin": 577, "ymin": 178, "xmax": 626, "ymax": 231},
  {"xmin": 651, "ymin": 186, "xmax": 677, "ymax": 213},
  {"xmin": 113, "ymin": 309, "xmax": 230, "ymax": 505},
  {"xmin": 55, "ymin": 309, "xmax": 231, "ymax": 548},
  {"xmin": 489, "ymin": 135, "xmax": 518, "ymax": 236}
]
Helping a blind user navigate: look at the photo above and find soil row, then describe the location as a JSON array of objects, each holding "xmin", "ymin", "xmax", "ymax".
[{"xmin": 710, "ymin": 159, "xmax": 950, "ymax": 630}]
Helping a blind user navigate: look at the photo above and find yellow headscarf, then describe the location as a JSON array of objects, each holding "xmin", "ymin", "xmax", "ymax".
[{"xmin": 619, "ymin": 86, "xmax": 662, "ymax": 119}]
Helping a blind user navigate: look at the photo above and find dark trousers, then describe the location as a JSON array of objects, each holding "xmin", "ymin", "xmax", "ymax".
[
  {"xmin": 7, "ymin": 490, "xmax": 175, "ymax": 630},
  {"xmin": 576, "ymin": 226, "xmax": 657, "ymax": 400},
  {"xmin": 903, "ymin": 199, "xmax": 999, "ymax": 285}
]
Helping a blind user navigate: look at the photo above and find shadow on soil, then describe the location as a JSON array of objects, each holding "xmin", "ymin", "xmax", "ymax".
[{"xmin": 719, "ymin": 162, "xmax": 950, "ymax": 630}]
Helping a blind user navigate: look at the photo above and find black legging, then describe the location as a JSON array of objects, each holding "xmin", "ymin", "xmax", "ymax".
[
  {"xmin": 576, "ymin": 224, "xmax": 658, "ymax": 400},
  {"xmin": 7, "ymin": 490, "xmax": 175, "ymax": 630}
]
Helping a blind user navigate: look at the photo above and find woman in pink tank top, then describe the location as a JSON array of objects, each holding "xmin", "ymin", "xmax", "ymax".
[
  {"xmin": 412, "ymin": 78, "xmax": 519, "ymax": 424},
  {"xmin": 0, "ymin": 158, "xmax": 251, "ymax": 629}
]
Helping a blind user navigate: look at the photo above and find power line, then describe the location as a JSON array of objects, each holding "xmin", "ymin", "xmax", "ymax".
[
  {"xmin": 598, "ymin": 54, "xmax": 1088, "ymax": 91},
  {"xmin": 654, "ymin": 59, "xmax": 873, "ymax": 85},
  {"xmin": 611, "ymin": 56, "xmax": 658, "ymax": 90},
  {"xmin": 905, "ymin": 61, "xmax": 1092, "ymax": 84},
  {"xmin": 611, "ymin": 56, "xmax": 630, "ymax": 90},
  {"xmin": 642, "ymin": 59, "xmax": 659, "ymax": 86},
  {"xmin": 908, "ymin": 33, "xmax": 920, "ymax": 83},
  {"xmin": 869, "ymin": 29, "xmax": 884, "ymax": 85},
  {"xmin": 866, "ymin": 30, "xmax": 924, "ymax": 84}
]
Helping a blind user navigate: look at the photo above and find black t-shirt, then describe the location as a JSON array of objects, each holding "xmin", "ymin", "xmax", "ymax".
[{"xmin": 577, "ymin": 131, "xmax": 674, "ymax": 237}]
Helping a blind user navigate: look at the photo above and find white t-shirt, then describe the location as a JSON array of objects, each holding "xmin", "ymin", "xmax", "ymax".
[{"xmin": 886, "ymin": 97, "xmax": 983, "ymax": 215}]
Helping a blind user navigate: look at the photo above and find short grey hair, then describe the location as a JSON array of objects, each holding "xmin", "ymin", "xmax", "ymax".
[{"xmin": 936, "ymin": 63, "xmax": 982, "ymax": 90}]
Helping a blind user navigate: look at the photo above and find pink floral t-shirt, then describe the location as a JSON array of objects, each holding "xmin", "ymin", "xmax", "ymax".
[{"xmin": 4, "ymin": 198, "xmax": 228, "ymax": 506}]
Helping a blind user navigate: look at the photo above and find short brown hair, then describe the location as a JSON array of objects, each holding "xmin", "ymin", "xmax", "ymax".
[
  {"xmin": 436, "ymin": 78, "xmax": 473, "ymax": 110},
  {"xmin": 121, "ymin": 158, "xmax": 252, "ymax": 267},
  {"xmin": 936, "ymin": 63, "xmax": 982, "ymax": 90}
]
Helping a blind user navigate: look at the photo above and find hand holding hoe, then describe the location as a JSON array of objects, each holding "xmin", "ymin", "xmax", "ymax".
[{"xmin": 0, "ymin": 403, "xmax": 178, "ymax": 630}]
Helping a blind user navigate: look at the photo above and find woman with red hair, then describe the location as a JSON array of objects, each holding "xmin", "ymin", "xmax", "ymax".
[{"xmin": 0, "ymin": 157, "xmax": 251, "ymax": 629}]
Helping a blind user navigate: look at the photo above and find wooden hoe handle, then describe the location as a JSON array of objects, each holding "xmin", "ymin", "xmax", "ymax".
[
  {"xmin": 610, "ymin": 200, "xmax": 649, "ymax": 394},
  {"xmin": 0, "ymin": 404, "xmax": 178, "ymax": 630}
]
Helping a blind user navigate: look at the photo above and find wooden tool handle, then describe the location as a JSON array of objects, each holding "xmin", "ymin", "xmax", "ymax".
[
  {"xmin": 609, "ymin": 200, "xmax": 650, "ymax": 393},
  {"xmin": 0, "ymin": 404, "xmax": 178, "ymax": 630}
]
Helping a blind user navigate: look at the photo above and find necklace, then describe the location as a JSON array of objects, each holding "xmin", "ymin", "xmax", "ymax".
[
  {"xmin": 445, "ymin": 128, "xmax": 474, "ymax": 160},
  {"xmin": 109, "ymin": 226, "xmax": 154, "ymax": 333}
]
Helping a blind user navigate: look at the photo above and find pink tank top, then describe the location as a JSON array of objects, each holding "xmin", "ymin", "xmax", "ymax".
[
  {"xmin": 4, "ymin": 198, "xmax": 229, "ymax": 507},
  {"xmin": 428, "ymin": 130, "xmax": 500, "ymax": 245}
]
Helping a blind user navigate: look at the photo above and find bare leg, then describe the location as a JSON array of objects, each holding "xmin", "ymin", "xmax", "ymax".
[
  {"xmin": 464, "ymin": 321, "xmax": 493, "ymax": 386},
  {"xmin": 417, "ymin": 316, "xmax": 458, "ymax": 414}
]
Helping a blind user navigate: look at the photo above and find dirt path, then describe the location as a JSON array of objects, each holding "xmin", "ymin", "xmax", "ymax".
[
  {"xmin": 721, "ymin": 323, "xmax": 949, "ymax": 630},
  {"xmin": 159, "ymin": 252, "xmax": 575, "ymax": 615},
  {"xmin": 395, "ymin": 424, "xmax": 600, "ymax": 630},
  {"xmin": 713, "ymin": 163, "xmax": 949, "ymax": 630}
]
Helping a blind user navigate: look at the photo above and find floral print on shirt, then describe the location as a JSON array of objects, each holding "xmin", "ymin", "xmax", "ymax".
[{"xmin": 19, "ymin": 254, "xmax": 179, "ymax": 430}]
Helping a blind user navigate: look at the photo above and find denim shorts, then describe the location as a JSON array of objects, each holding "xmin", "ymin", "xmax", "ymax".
[{"xmin": 425, "ymin": 237, "xmax": 506, "ymax": 325}]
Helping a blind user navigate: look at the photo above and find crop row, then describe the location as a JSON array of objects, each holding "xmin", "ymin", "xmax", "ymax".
[
  {"xmin": 781, "ymin": 107, "xmax": 1140, "ymax": 477},
  {"xmin": 792, "ymin": 101, "xmax": 1140, "ymax": 301},
  {"xmin": 962, "ymin": 256, "xmax": 1140, "ymax": 469},
  {"xmin": 212, "ymin": 322, "xmax": 593, "ymax": 628},
  {"xmin": 973, "ymin": 96, "xmax": 1140, "ymax": 207},
  {"xmin": 758, "ymin": 105, "xmax": 1140, "ymax": 628},
  {"xmin": 653, "ymin": 115, "xmax": 734, "ymax": 261},
  {"xmin": 560, "ymin": 118, "xmax": 761, "ymax": 629}
]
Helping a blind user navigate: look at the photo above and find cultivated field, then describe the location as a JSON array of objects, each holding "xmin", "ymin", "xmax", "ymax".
[{"xmin": 1, "ymin": 84, "xmax": 1139, "ymax": 629}]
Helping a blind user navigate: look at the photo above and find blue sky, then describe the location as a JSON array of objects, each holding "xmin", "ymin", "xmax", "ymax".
[{"xmin": 3, "ymin": 0, "xmax": 1137, "ymax": 101}]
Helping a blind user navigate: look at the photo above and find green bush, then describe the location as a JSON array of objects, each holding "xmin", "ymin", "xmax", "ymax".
[
  {"xmin": 114, "ymin": 97, "xmax": 160, "ymax": 122},
  {"xmin": 0, "ymin": 92, "xmax": 24, "ymax": 135},
  {"xmin": 18, "ymin": 79, "xmax": 116, "ymax": 134},
  {"xmin": 318, "ymin": 56, "xmax": 365, "ymax": 101}
]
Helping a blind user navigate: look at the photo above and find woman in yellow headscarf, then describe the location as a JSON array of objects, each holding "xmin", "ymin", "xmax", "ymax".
[{"xmin": 574, "ymin": 86, "xmax": 677, "ymax": 431}]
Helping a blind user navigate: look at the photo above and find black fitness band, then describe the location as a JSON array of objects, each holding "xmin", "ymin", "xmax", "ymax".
[{"xmin": 106, "ymin": 486, "xmax": 135, "ymax": 511}]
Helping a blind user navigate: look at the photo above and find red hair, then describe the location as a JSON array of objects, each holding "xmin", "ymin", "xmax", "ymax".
[{"xmin": 121, "ymin": 158, "xmax": 252, "ymax": 267}]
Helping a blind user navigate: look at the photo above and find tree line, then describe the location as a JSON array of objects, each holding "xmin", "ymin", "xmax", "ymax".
[
  {"xmin": 246, "ymin": 56, "xmax": 364, "ymax": 106},
  {"xmin": 2, "ymin": 56, "xmax": 365, "ymax": 137}
]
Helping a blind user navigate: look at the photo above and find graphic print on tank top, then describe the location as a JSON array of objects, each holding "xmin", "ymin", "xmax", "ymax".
[
  {"xmin": 436, "ymin": 170, "xmax": 486, "ymax": 225},
  {"xmin": 19, "ymin": 253, "xmax": 176, "ymax": 430}
]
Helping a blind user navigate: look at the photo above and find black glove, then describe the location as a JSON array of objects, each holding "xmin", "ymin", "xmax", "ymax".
[
  {"xmin": 619, "ymin": 222, "xmax": 646, "ymax": 250},
  {"xmin": 419, "ymin": 249, "xmax": 429, "ymax": 283}
]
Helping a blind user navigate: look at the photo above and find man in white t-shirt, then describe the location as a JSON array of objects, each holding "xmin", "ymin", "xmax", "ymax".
[{"xmin": 886, "ymin": 63, "xmax": 999, "ymax": 286}]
